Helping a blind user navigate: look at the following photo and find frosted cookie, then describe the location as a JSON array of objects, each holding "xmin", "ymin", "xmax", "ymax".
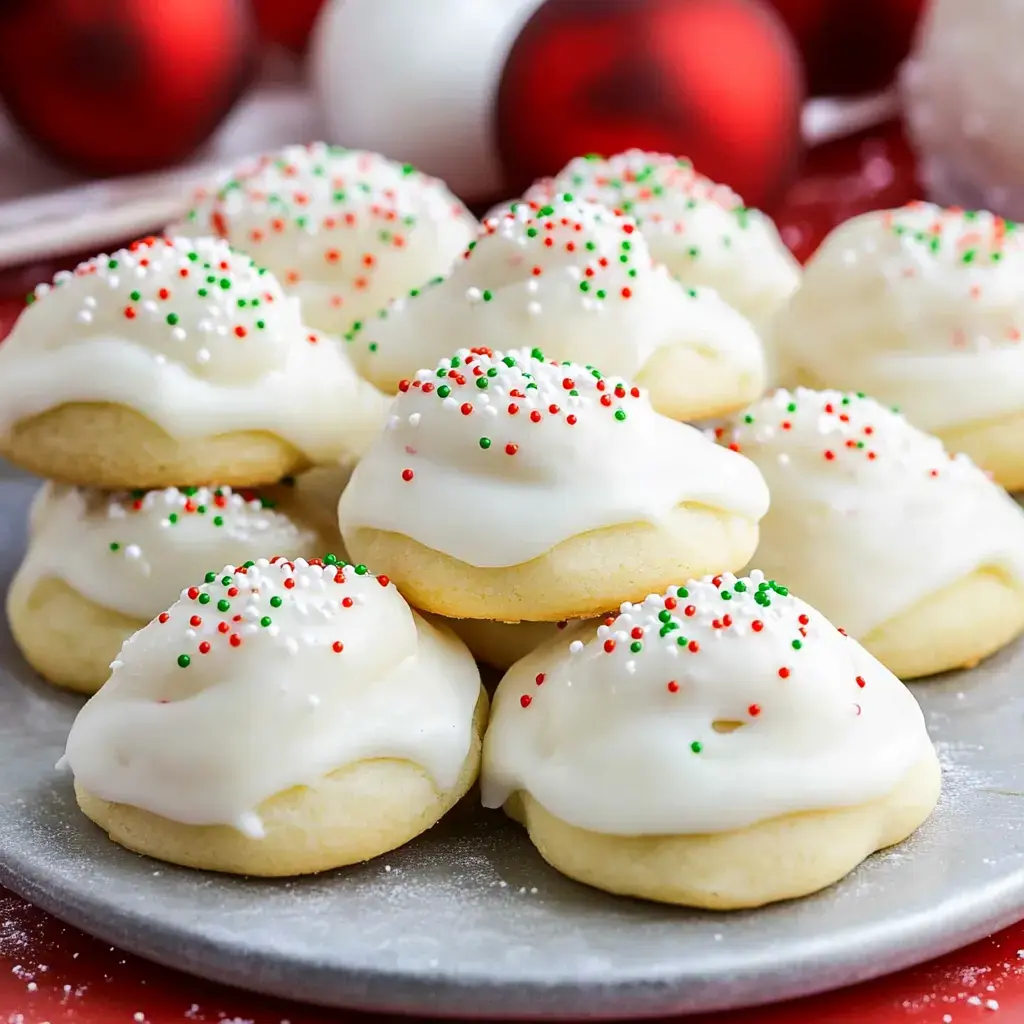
[
  {"xmin": 65, "ymin": 557, "xmax": 487, "ymax": 876},
  {"xmin": 339, "ymin": 348, "xmax": 769, "ymax": 621},
  {"xmin": 774, "ymin": 204, "xmax": 1024, "ymax": 488},
  {"xmin": 7, "ymin": 483, "xmax": 331, "ymax": 694},
  {"xmin": 0, "ymin": 236, "xmax": 388, "ymax": 488},
  {"xmin": 482, "ymin": 573, "xmax": 941, "ymax": 909},
  {"xmin": 520, "ymin": 151, "xmax": 801, "ymax": 330},
  {"xmin": 176, "ymin": 143, "xmax": 477, "ymax": 336},
  {"xmin": 349, "ymin": 197, "xmax": 765, "ymax": 421},
  {"xmin": 723, "ymin": 388, "xmax": 1024, "ymax": 679}
]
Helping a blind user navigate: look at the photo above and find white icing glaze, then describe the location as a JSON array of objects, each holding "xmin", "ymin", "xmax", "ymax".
[
  {"xmin": 65, "ymin": 557, "xmax": 481, "ymax": 833},
  {"xmin": 481, "ymin": 572, "xmax": 934, "ymax": 834},
  {"xmin": 0, "ymin": 236, "xmax": 388, "ymax": 463},
  {"xmin": 339, "ymin": 348, "xmax": 769, "ymax": 568},
  {"xmin": 20, "ymin": 483, "xmax": 323, "ymax": 621},
  {"xmin": 520, "ymin": 151, "xmax": 801, "ymax": 328},
  {"xmin": 349, "ymin": 196, "xmax": 765, "ymax": 397},
  {"xmin": 777, "ymin": 203, "xmax": 1024, "ymax": 432},
  {"xmin": 723, "ymin": 388, "xmax": 1024, "ymax": 637},
  {"xmin": 175, "ymin": 143, "xmax": 478, "ymax": 335}
]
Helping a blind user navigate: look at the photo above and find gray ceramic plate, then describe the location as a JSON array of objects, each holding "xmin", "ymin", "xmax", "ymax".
[{"xmin": 2, "ymin": 473, "xmax": 1024, "ymax": 1019}]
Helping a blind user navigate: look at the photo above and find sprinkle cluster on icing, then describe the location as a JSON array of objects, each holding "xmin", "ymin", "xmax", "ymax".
[
  {"xmin": 349, "ymin": 196, "xmax": 669, "ymax": 347},
  {"xmin": 345, "ymin": 194, "xmax": 769, "ymax": 399},
  {"xmin": 720, "ymin": 387, "xmax": 972, "ymax": 482},
  {"xmin": 181, "ymin": 143, "xmax": 476, "ymax": 328},
  {"xmin": 481, "ymin": 571, "xmax": 933, "ymax": 833},
  {"xmin": 133, "ymin": 555, "xmax": 386, "ymax": 673},
  {"xmin": 21, "ymin": 484, "xmax": 323, "ymax": 622},
  {"xmin": 512, "ymin": 571, "xmax": 825, "ymax": 723},
  {"xmin": 22, "ymin": 235, "xmax": 307, "ymax": 382},
  {"xmin": 388, "ymin": 347, "xmax": 644, "ymax": 480},
  {"xmin": 524, "ymin": 150, "xmax": 749, "ymax": 246}
]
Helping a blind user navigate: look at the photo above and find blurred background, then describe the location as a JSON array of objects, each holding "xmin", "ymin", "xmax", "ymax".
[{"xmin": 0, "ymin": 0, "xmax": 936, "ymax": 272}]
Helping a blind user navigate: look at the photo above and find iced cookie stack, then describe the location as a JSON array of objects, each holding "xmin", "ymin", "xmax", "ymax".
[
  {"xmin": 338, "ymin": 346, "xmax": 771, "ymax": 667},
  {"xmin": 0, "ymin": 235, "xmax": 381, "ymax": 694}
]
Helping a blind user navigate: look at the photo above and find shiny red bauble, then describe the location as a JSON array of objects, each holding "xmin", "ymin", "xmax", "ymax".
[
  {"xmin": 766, "ymin": 0, "xmax": 926, "ymax": 96},
  {"xmin": 496, "ymin": 0, "xmax": 805, "ymax": 209},
  {"xmin": 250, "ymin": 0, "xmax": 328, "ymax": 54},
  {"xmin": 0, "ymin": 0, "xmax": 255, "ymax": 177}
]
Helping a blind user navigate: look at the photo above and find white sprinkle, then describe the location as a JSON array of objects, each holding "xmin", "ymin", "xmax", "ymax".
[
  {"xmin": 384, "ymin": 865, "xmax": 391, "ymax": 872},
  {"xmin": 527, "ymin": 302, "xmax": 542, "ymax": 315},
  {"xmin": 124, "ymin": 544, "xmax": 142, "ymax": 560},
  {"xmin": 134, "ymin": 1013, "xmax": 146, "ymax": 1022},
  {"xmin": 26, "ymin": 983, "xmax": 36, "ymax": 992},
  {"xmin": 408, "ymin": 412, "xmax": 421, "ymax": 427},
  {"xmin": 143, "ymin": 300, "xmax": 158, "ymax": 314},
  {"xmin": 76, "ymin": 310, "xmax": 93, "ymax": 324},
  {"xmin": 986, "ymin": 999, "xmax": 999, "ymax": 1011},
  {"xmin": 569, "ymin": 640, "xmax": 584, "ymax": 653},
  {"xmin": 172, "ymin": 327, "xmax": 187, "ymax": 342},
  {"xmin": 83, "ymin": 295, "xmax": 97, "ymax": 308}
]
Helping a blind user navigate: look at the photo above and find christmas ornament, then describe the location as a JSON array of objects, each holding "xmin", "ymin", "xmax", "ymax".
[
  {"xmin": 498, "ymin": 0, "xmax": 804, "ymax": 209},
  {"xmin": 902, "ymin": 0, "xmax": 1024, "ymax": 220},
  {"xmin": 0, "ymin": 0, "xmax": 255, "ymax": 177},
  {"xmin": 310, "ymin": 0, "xmax": 803, "ymax": 208},
  {"xmin": 767, "ymin": 0, "xmax": 925, "ymax": 97},
  {"xmin": 250, "ymin": 0, "xmax": 328, "ymax": 54}
]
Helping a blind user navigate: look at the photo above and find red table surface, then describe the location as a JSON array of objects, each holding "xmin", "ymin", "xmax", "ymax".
[{"xmin": 2, "ymin": 121, "xmax": 1022, "ymax": 1024}]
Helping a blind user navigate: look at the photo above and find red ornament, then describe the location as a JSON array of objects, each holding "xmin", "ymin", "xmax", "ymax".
[
  {"xmin": 496, "ymin": 0, "xmax": 805, "ymax": 208},
  {"xmin": 766, "ymin": 0, "xmax": 925, "ymax": 97},
  {"xmin": 0, "ymin": 0, "xmax": 255, "ymax": 177},
  {"xmin": 251, "ymin": 0, "xmax": 328, "ymax": 54}
]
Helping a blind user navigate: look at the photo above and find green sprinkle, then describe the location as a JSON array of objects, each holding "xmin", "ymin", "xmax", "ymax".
[
  {"xmin": 205, "ymin": 572, "xmax": 216, "ymax": 583},
  {"xmin": 270, "ymin": 595, "xmax": 283, "ymax": 607},
  {"xmin": 677, "ymin": 636, "xmax": 689, "ymax": 647},
  {"xmin": 168, "ymin": 513, "xmax": 178, "ymax": 524},
  {"xmin": 734, "ymin": 580, "xmax": 747, "ymax": 592},
  {"xmin": 482, "ymin": 290, "xmax": 493, "ymax": 302},
  {"xmin": 792, "ymin": 639, "xmax": 803, "ymax": 649},
  {"xmin": 260, "ymin": 616, "xmax": 272, "ymax": 628},
  {"xmin": 217, "ymin": 599, "xmax": 230, "ymax": 612},
  {"xmin": 177, "ymin": 654, "xmax": 190, "ymax": 668},
  {"xmin": 325, "ymin": 553, "xmax": 339, "ymax": 564},
  {"xmin": 221, "ymin": 575, "xmax": 233, "ymax": 586},
  {"xmin": 219, "ymin": 278, "xmax": 231, "ymax": 289},
  {"xmin": 107, "ymin": 259, "xmax": 118, "ymax": 270},
  {"xmin": 721, "ymin": 591, "xmax": 732, "ymax": 600},
  {"xmin": 476, "ymin": 377, "xmax": 489, "ymax": 389},
  {"xmin": 614, "ymin": 409, "xmax": 626, "ymax": 421},
  {"xmin": 130, "ymin": 290, "xmax": 141, "ymax": 301},
  {"xmin": 198, "ymin": 593, "xmax": 211, "ymax": 605},
  {"xmin": 166, "ymin": 313, "xmax": 179, "ymax": 326},
  {"xmin": 109, "ymin": 542, "xmax": 120, "ymax": 551},
  {"xmin": 678, "ymin": 588, "xmax": 688, "ymax": 598},
  {"xmin": 690, "ymin": 741, "xmax": 703, "ymax": 754},
  {"xmin": 213, "ymin": 516, "xmax": 224, "ymax": 527},
  {"xmin": 354, "ymin": 564, "xmax": 368, "ymax": 575},
  {"xmin": 438, "ymin": 384, "xmax": 451, "ymax": 398},
  {"xmin": 479, "ymin": 437, "xmax": 492, "ymax": 449},
  {"xmin": 630, "ymin": 641, "xmax": 642, "ymax": 653}
]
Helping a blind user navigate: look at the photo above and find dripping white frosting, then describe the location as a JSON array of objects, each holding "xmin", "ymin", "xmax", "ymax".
[
  {"xmin": 65, "ymin": 557, "xmax": 481, "ymax": 833},
  {"xmin": 776, "ymin": 203, "xmax": 1024, "ymax": 432},
  {"xmin": 481, "ymin": 572, "xmax": 934, "ymax": 834},
  {"xmin": 339, "ymin": 347, "xmax": 770, "ymax": 568},
  {"xmin": 0, "ymin": 235, "xmax": 389, "ymax": 463},
  {"xmin": 348, "ymin": 196, "xmax": 765, "ymax": 399},
  {"xmin": 21, "ymin": 483, "xmax": 324, "ymax": 621},
  {"xmin": 721, "ymin": 387, "xmax": 1024, "ymax": 637}
]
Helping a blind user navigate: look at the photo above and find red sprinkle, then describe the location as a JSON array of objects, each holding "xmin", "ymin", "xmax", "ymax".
[
  {"xmin": 520, "ymin": 694, "xmax": 532, "ymax": 708},
  {"xmin": 377, "ymin": 575, "xmax": 390, "ymax": 587},
  {"xmin": 667, "ymin": 680, "xmax": 679, "ymax": 693},
  {"xmin": 798, "ymin": 614, "xmax": 809, "ymax": 625},
  {"xmin": 856, "ymin": 676, "xmax": 866, "ymax": 688},
  {"xmin": 229, "ymin": 634, "xmax": 242, "ymax": 647},
  {"xmin": 461, "ymin": 403, "xmax": 473, "ymax": 416},
  {"xmin": 342, "ymin": 597, "xmax": 354, "ymax": 607},
  {"xmin": 186, "ymin": 587, "xmax": 199, "ymax": 600},
  {"xmin": 199, "ymin": 642, "xmax": 211, "ymax": 654},
  {"xmin": 778, "ymin": 667, "xmax": 791, "ymax": 679},
  {"xmin": 333, "ymin": 641, "xmax": 344, "ymax": 653},
  {"xmin": 218, "ymin": 622, "xmax": 230, "ymax": 634},
  {"xmin": 189, "ymin": 615, "xmax": 202, "ymax": 627},
  {"xmin": 530, "ymin": 410, "xmax": 542, "ymax": 423},
  {"xmin": 684, "ymin": 605, "xmax": 696, "ymax": 617},
  {"xmin": 535, "ymin": 673, "xmax": 546, "ymax": 685},
  {"xmin": 158, "ymin": 612, "xmax": 170, "ymax": 624},
  {"xmin": 748, "ymin": 703, "xmax": 761, "ymax": 716},
  {"xmin": 505, "ymin": 443, "xmax": 518, "ymax": 455},
  {"xmin": 284, "ymin": 578, "xmax": 296, "ymax": 589},
  {"xmin": 603, "ymin": 639, "xmax": 616, "ymax": 653},
  {"xmin": 402, "ymin": 468, "xmax": 414, "ymax": 482},
  {"xmin": 688, "ymin": 640, "xmax": 700, "ymax": 653},
  {"xmin": 630, "ymin": 626, "xmax": 643, "ymax": 639}
]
